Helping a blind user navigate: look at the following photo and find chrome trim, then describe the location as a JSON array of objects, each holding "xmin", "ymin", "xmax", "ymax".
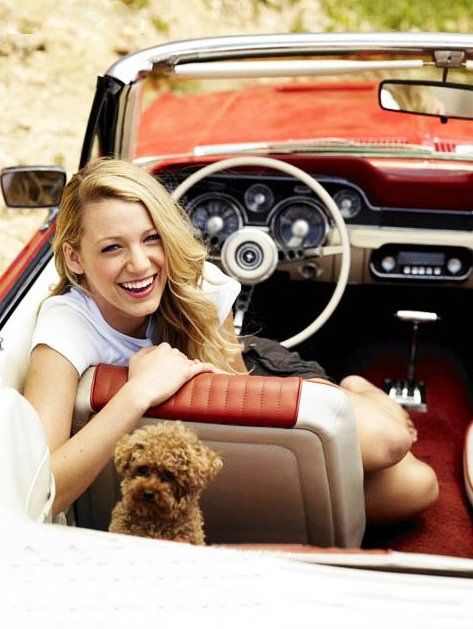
[
  {"xmin": 172, "ymin": 59, "xmax": 425, "ymax": 80},
  {"xmin": 119, "ymin": 81, "xmax": 144, "ymax": 160},
  {"xmin": 112, "ymin": 84, "xmax": 136, "ymax": 160},
  {"xmin": 106, "ymin": 33, "xmax": 473, "ymax": 85}
]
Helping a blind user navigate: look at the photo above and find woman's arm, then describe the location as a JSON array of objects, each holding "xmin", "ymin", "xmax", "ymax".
[{"xmin": 24, "ymin": 343, "xmax": 220, "ymax": 516}]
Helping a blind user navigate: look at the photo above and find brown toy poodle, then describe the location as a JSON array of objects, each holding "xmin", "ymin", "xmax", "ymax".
[{"xmin": 109, "ymin": 421, "xmax": 222, "ymax": 545}]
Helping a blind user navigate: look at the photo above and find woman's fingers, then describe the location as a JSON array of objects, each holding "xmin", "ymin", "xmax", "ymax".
[
  {"xmin": 128, "ymin": 344, "xmax": 227, "ymax": 407},
  {"xmin": 189, "ymin": 360, "xmax": 213, "ymax": 374}
]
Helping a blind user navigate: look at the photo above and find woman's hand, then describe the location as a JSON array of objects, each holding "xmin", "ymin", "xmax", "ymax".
[{"xmin": 126, "ymin": 342, "xmax": 223, "ymax": 409}]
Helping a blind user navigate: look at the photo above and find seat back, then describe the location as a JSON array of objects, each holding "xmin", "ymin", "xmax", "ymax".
[
  {"xmin": 0, "ymin": 258, "xmax": 58, "ymax": 391},
  {"xmin": 0, "ymin": 387, "xmax": 55, "ymax": 522},
  {"xmin": 74, "ymin": 366, "xmax": 365, "ymax": 547},
  {"xmin": 0, "ymin": 260, "xmax": 56, "ymax": 523}
]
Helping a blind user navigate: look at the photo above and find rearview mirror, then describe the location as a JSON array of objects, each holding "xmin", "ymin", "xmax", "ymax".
[
  {"xmin": 1, "ymin": 166, "xmax": 66, "ymax": 208},
  {"xmin": 379, "ymin": 80, "xmax": 473, "ymax": 121}
]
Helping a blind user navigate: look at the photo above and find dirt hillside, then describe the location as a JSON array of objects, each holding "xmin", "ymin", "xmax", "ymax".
[{"xmin": 1, "ymin": 0, "xmax": 325, "ymax": 271}]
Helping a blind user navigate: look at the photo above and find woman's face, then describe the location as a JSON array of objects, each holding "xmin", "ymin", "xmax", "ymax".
[{"xmin": 64, "ymin": 198, "xmax": 168, "ymax": 337}]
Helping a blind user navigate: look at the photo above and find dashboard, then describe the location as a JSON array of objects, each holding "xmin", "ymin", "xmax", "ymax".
[{"xmin": 158, "ymin": 157, "xmax": 473, "ymax": 287}]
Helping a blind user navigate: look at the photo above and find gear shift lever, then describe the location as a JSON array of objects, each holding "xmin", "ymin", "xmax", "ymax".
[{"xmin": 383, "ymin": 310, "xmax": 439, "ymax": 411}]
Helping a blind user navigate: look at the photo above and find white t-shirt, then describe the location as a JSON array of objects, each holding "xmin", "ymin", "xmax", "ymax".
[{"xmin": 31, "ymin": 261, "xmax": 240, "ymax": 376}]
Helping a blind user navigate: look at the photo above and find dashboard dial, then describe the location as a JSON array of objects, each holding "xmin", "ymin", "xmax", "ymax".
[
  {"xmin": 244, "ymin": 183, "xmax": 274, "ymax": 213},
  {"xmin": 272, "ymin": 198, "xmax": 328, "ymax": 249},
  {"xmin": 333, "ymin": 188, "xmax": 362, "ymax": 219},
  {"xmin": 188, "ymin": 193, "xmax": 243, "ymax": 244}
]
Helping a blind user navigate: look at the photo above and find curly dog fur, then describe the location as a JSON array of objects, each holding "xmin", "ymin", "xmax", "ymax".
[{"xmin": 109, "ymin": 422, "xmax": 222, "ymax": 545}]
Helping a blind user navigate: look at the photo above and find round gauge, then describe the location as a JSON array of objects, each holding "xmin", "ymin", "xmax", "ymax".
[
  {"xmin": 272, "ymin": 198, "xmax": 328, "ymax": 249},
  {"xmin": 244, "ymin": 183, "xmax": 274, "ymax": 213},
  {"xmin": 333, "ymin": 188, "xmax": 362, "ymax": 220},
  {"xmin": 188, "ymin": 193, "xmax": 243, "ymax": 243}
]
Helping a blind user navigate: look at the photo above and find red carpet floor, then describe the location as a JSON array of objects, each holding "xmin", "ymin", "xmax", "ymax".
[{"xmin": 357, "ymin": 345, "xmax": 473, "ymax": 558}]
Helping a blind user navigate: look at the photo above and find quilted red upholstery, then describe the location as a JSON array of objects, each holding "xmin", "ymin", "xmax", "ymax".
[{"xmin": 91, "ymin": 364, "xmax": 302, "ymax": 428}]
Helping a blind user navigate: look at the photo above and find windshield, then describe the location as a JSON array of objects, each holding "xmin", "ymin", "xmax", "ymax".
[{"xmin": 134, "ymin": 52, "xmax": 473, "ymax": 164}]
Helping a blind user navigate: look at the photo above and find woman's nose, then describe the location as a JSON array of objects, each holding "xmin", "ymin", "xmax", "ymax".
[{"xmin": 126, "ymin": 245, "xmax": 150, "ymax": 273}]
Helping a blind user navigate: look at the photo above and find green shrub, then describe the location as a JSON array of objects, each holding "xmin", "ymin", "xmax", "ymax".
[
  {"xmin": 119, "ymin": 0, "xmax": 150, "ymax": 10},
  {"xmin": 151, "ymin": 15, "xmax": 170, "ymax": 34},
  {"xmin": 321, "ymin": 0, "xmax": 473, "ymax": 32}
]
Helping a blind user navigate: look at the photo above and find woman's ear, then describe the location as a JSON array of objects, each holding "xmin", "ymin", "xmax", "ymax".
[{"xmin": 63, "ymin": 243, "xmax": 85, "ymax": 275}]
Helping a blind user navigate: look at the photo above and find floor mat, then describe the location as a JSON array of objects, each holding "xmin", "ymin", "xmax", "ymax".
[{"xmin": 353, "ymin": 344, "xmax": 473, "ymax": 558}]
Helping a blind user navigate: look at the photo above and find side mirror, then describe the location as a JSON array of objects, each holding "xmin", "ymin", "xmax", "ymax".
[
  {"xmin": 1, "ymin": 166, "xmax": 66, "ymax": 208},
  {"xmin": 379, "ymin": 80, "xmax": 473, "ymax": 121}
]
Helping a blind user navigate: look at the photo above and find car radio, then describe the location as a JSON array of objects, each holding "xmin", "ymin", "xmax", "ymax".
[{"xmin": 370, "ymin": 245, "xmax": 473, "ymax": 281}]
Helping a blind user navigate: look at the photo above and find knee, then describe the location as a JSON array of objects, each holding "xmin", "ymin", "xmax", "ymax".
[
  {"xmin": 365, "ymin": 459, "xmax": 439, "ymax": 523},
  {"xmin": 409, "ymin": 461, "xmax": 439, "ymax": 515},
  {"xmin": 363, "ymin": 422, "xmax": 412, "ymax": 471},
  {"xmin": 382, "ymin": 432, "xmax": 413, "ymax": 468},
  {"xmin": 340, "ymin": 375, "xmax": 373, "ymax": 393},
  {"xmin": 393, "ymin": 460, "xmax": 439, "ymax": 521}
]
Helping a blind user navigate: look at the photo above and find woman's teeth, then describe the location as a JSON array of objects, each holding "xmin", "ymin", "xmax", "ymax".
[{"xmin": 120, "ymin": 276, "xmax": 155, "ymax": 292}]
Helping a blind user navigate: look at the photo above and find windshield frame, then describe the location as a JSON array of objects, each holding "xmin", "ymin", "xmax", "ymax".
[{"xmin": 83, "ymin": 33, "xmax": 473, "ymax": 166}]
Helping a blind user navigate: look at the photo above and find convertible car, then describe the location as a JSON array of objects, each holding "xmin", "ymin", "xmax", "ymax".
[{"xmin": 1, "ymin": 33, "xmax": 473, "ymax": 623}]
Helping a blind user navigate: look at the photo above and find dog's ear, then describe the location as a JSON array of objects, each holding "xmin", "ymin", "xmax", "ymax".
[
  {"xmin": 189, "ymin": 443, "xmax": 223, "ymax": 489},
  {"xmin": 114, "ymin": 433, "xmax": 145, "ymax": 476}
]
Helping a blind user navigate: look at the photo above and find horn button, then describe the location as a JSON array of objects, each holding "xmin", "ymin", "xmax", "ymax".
[{"xmin": 221, "ymin": 227, "xmax": 278, "ymax": 285}]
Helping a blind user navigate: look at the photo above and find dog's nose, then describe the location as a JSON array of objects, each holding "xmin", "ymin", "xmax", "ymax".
[{"xmin": 142, "ymin": 489, "xmax": 155, "ymax": 501}]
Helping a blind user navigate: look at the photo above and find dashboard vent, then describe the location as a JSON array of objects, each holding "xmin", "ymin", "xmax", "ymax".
[{"xmin": 434, "ymin": 140, "xmax": 456, "ymax": 152}]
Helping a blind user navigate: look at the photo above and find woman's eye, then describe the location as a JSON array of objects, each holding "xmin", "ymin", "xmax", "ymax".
[
  {"xmin": 145, "ymin": 233, "xmax": 161, "ymax": 243},
  {"xmin": 101, "ymin": 244, "xmax": 120, "ymax": 253},
  {"xmin": 136, "ymin": 466, "xmax": 150, "ymax": 476}
]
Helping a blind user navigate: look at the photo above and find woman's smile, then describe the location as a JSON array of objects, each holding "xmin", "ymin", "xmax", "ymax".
[{"xmin": 118, "ymin": 273, "xmax": 158, "ymax": 298}]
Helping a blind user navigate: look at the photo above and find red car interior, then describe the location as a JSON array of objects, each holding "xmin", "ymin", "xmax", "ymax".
[{"xmin": 361, "ymin": 347, "xmax": 473, "ymax": 558}]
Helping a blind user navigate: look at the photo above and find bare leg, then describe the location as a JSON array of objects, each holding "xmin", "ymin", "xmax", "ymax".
[
  {"xmin": 341, "ymin": 375, "xmax": 417, "ymax": 442},
  {"xmin": 339, "ymin": 375, "xmax": 438, "ymax": 522},
  {"xmin": 364, "ymin": 452, "xmax": 439, "ymax": 523},
  {"xmin": 340, "ymin": 376, "xmax": 413, "ymax": 472}
]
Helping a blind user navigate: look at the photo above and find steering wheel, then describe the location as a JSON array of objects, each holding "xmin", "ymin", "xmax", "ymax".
[{"xmin": 171, "ymin": 156, "xmax": 350, "ymax": 348}]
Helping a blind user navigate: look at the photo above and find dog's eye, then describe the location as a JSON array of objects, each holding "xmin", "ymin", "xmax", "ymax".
[
  {"xmin": 136, "ymin": 465, "xmax": 150, "ymax": 476},
  {"xmin": 159, "ymin": 470, "xmax": 176, "ymax": 483}
]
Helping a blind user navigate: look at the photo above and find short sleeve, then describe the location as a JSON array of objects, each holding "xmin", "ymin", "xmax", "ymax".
[
  {"xmin": 31, "ymin": 299, "xmax": 101, "ymax": 376},
  {"xmin": 201, "ymin": 261, "xmax": 241, "ymax": 324}
]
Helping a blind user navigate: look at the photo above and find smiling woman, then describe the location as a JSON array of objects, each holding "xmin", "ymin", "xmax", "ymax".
[{"xmin": 23, "ymin": 158, "xmax": 245, "ymax": 516}]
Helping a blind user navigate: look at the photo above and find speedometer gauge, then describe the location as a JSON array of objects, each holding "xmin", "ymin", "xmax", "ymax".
[
  {"xmin": 272, "ymin": 198, "xmax": 329, "ymax": 249},
  {"xmin": 333, "ymin": 188, "xmax": 362, "ymax": 219},
  {"xmin": 188, "ymin": 193, "xmax": 243, "ymax": 244}
]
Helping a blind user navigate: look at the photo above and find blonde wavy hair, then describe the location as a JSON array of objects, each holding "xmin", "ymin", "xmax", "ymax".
[{"xmin": 51, "ymin": 158, "xmax": 243, "ymax": 372}]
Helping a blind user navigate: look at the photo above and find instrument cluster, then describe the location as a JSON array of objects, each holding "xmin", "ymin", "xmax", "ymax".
[{"xmin": 181, "ymin": 173, "xmax": 367, "ymax": 256}]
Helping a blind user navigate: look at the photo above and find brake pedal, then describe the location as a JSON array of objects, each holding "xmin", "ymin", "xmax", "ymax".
[{"xmin": 383, "ymin": 378, "xmax": 426, "ymax": 411}]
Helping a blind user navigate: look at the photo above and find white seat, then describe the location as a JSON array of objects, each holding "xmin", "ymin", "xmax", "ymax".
[
  {"xmin": 0, "ymin": 258, "xmax": 59, "ymax": 391},
  {"xmin": 0, "ymin": 260, "xmax": 57, "ymax": 523},
  {"xmin": 74, "ymin": 366, "xmax": 366, "ymax": 548},
  {"xmin": 0, "ymin": 387, "xmax": 55, "ymax": 522}
]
